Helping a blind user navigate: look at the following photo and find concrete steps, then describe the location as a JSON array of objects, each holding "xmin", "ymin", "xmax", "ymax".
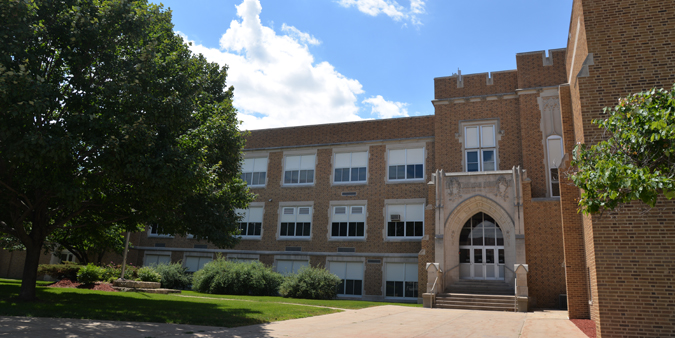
[
  {"xmin": 435, "ymin": 293, "xmax": 516, "ymax": 312},
  {"xmin": 445, "ymin": 279, "xmax": 514, "ymax": 296}
]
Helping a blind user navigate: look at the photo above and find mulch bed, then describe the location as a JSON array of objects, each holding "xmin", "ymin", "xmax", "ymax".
[
  {"xmin": 571, "ymin": 319, "xmax": 596, "ymax": 338},
  {"xmin": 47, "ymin": 279, "xmax": 117, "ymax": 292}
]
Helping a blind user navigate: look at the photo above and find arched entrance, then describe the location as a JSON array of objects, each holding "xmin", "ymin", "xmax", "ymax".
[{"xmin": 458, "ymin": 212, "xmax": 505, "ymax": 280}]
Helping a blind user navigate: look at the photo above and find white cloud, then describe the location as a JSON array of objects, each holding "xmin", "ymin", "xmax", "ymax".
[
  {"xmin": 336, "ymin": 0, "xmax": 425, "ymax": 25},
  {"xmin": 184, "ymin": 0, "xmax": 366, "ymax": 130},
  {"xmin": 362, "ymin": 95, "xmax": 409, "ymax": 119},
  {"xmin": 281, "ymin": 24, "xmax": 321, "ymax": 46}
]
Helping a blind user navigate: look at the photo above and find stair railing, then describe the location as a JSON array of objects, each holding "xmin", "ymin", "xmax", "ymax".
[
  {"xmin": 513, "ymin": 277, "xmax": 518, "ymax": 312},
  {"xmin": 431, "ymin": 275, "xmax": 439, "ymax": 294}
]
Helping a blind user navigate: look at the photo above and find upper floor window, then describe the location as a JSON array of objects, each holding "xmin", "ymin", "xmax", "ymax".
[
  {"xmin": 237, "ymin": 206, "xmax": 263, "ymax": 238},
  {"xmin": 148, "ymin": 224, "xmax": 173, "ymax": 238},
  {"xmin": 280, "ymin": 206, "xmax": 312, "ymax": 238},
  {"xmin": 547, "ymin": 136, "xmax": 563, "ymax": 197},
  {"xmin": 284, "ymin": 155, "xmax": 315, "ymax": 185},
  {"xmin": 331, "ymin": 205, "xmax": 366, "ymax": 238},
  {"xmin": 334, "ymin": 152, "xmax": 367, "ymax": 183},
  {"xmin": 386, "ymin": 203, "xmax": 424, "ymax": 238},
  {"xmin": 241, "ymin": 157, "xmax": 267, "ymax": 187},
  {"xmin": 465, "ymin": 125, "xmax": 496, "ymax": 172},
  {"xmin": 388, "ymin": 148, "xmax": 424, "ymax": 181}
]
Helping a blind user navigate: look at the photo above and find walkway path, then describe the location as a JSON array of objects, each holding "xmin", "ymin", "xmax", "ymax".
[{"xmin": 0, "ymin": 306, "xmax": 587, "ymax": 338}]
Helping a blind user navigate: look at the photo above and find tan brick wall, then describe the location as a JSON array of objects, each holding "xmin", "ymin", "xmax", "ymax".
[
  {"xmin": 434, "ymin": 70, "xmax": 518, "ymax": 99},
  {"xmin": 515, "ymin": 50, "xmax": 568, "ymax": 89},
  {"xmin": 564, "ymin": 0, "xmax": 675, "ymax": 336},
  {"xmin": 522, "ymin": 191, "xmax": 567, "ymax": 309},
  {"xmin": 518, "ymin": 93, "xmax": 548, "ymax": 198},
  {"xmin": 0, "ymin": 249, "xmax": 53, "ymax": 279}
]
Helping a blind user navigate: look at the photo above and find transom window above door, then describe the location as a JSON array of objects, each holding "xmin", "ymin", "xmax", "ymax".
[
  {"xmin": 334, "ymin": 151, "xmax": 368, "ymax": 183},
  {"xmin": 464, "ymin": 125, "xmax": 496, "ymax": 172}
]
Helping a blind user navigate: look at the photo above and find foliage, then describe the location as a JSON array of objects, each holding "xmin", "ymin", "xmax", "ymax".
[
  {"xmin": 571, "ymin": 86, "xmax": 675, "ymax": 213},
  {"xmin": 0, "ymin": 279, "xmax": 338, "ymax": 328},
  {"xmin": 45, "ymin": 225, "xmax": 142, "ymax": 265},
  {"xmin": 137, "ymin": 266, "xmax": 162, "ymax": 283},
  {"xmin": 154, "ymin": 262, "xmax": 192, "ymax": 289},
  {"xmin": 279, "ymin": 266, "xmax": 341, "ymax": 300},
  {"xmin": 77, "ymin": 264, "xmax": 103, "ymax": 284},
  {"xmin": 101, "ymin": 262, "xmax": 137, "ymax": 282},
  {"xmin": 0, "ymin": 0, "xmax": 253, "ymax": 300},
  {"xmin": 192, "ymin": 259, "xmax": 283, "ymax": 296},
  {"xmin": 37, "ymin": 261, "xmax": 82, "ymax": 280}
]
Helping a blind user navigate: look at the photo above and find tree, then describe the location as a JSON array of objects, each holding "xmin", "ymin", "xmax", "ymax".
[
  {"xmin": 570, "ymin": 85, "xmax": 675, "ymax": 214},
  {"xmin": 45, "ymin": 223, "xmax": 143, "ymax": 265},
  {"xmin": 0, "ymin": 0, "xmax": 253, "ymax": 300}
]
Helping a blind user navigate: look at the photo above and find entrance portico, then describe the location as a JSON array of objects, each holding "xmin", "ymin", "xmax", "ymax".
[{"xmin": 430, "ymin": 167, "xmax": 528, "ymax": 294}]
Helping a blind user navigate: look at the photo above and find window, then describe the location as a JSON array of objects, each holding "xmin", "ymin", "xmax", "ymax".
[
  {"xmin": 386, "ymin": 263, "xmax": 418, "ymax": 298},
  {"xmin": 276, "ymin": 260, "xmax": 309, "ymax": 275},
  {"xmin": 387, "ymin": 148, "xmax": 424, "ymax": 180},
  {"xmin": 547, "ymin": 136, "xmax": 563, "ymax": 197},
  {"xmin": 284, "ymin": 155, "xmax": 315, "ymax": 185},
  {"xmin": 59, "ymin": 251, "xmax": 75, "ymax": 263},
  {"xmin": 237, "ymin": 207, "xmax": 263, "ymax": 238},
  {"xmin": 241, "ymin": 157, "xmax": 267, "ymax": 187},
  {"xmin": 280, "ymin": 206, "xmax": 312, "ymax": 238},
  {"xmin": 144, "ymin": 254, "xmax": 171, "ymax": 266},
  {"xmin": 464, "ymin": 125, "xmax": 496, "ymax": 172},
  {"xmin": 330, "ymin": 261, "xmax": 363, "ymax": 296},
  {"xmin": 334, "ymin": 152, "xmax": 367, "ymax": 183},
  {"xmin": 184, "ymin": 255, "xmax": 213, "ymax": 272},
  {"xmin": 148, "ymin": 224, "xmax": 173, "ymax": 238},
  {"xmin": 386, "ymin": 204, "xmax": 424, "ymax": 238},
  {"xmin": 331, "ymin": 206, "xmax": 366, "ymax": 238}
]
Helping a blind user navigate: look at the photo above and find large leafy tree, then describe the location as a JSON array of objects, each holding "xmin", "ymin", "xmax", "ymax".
[
  {"xmin": 0, "ymin": 0, "xmax": 253, "ymax": 300},
  {"xmin": 570, "ymin": 86, "xmax": 675, "ymax": 214},
  {"xmin": 45, "ymin": 223, "xmax": 143, "ymax": 265}
]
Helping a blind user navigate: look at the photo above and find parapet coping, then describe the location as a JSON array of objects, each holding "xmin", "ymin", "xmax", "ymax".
[
  {"xmin": 515, "ymin": 48, "xmax": 567, "ymax": 56},
  {"xmin": 244, "ymin": 114, "xmax": 434, "ymax": 133},
  {"xmin": 133, "ymin": 246, "xmax": 419, "ymax": 258},
  {"xmin": 244, "ymin": 135, "xmax": 434, "ymax": 151},
  {"xmin": 432, "ymin": 92, "xmax": 518, "ymax": 104},
  {"xmin": 434, "ymin": 69, "xmax": 516, "ymax": 80},
  {"xmin": 444, "ymin": 170, "xmax": 514, "ymax": 177}
]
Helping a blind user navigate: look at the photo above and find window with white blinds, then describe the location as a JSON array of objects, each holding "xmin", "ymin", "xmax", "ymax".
[
  {"xmin": 388, "ymin": 148, "xmax": 424, "ymax": 180},
  {"xmin": 334, "ymin": 152, "xmax": 368, "ymax": 183},
  {"xmin": 241, "ymin": 157, "xmax": 267, "ymax": 187},
  {"xmin": 385, "ymin": 263, "xmax": 418, "ymax": 298},
  {"xmin": 330, "ymin": 261, "xmax": 363, "ymax": 296},
  {"xmin": 280, "ymin": 206, "xmax": 312, "ymax": 238},
  {"xmin": 464, "ymin": 125, "xmax": 496, "ymax": 172},
  {"xmin": 284, "ymin": 155, "xmax": 315, "ymax": 185},
  {"xmin": 236, "ymin": 207, "xmax": 263, "ymax": 238},
  {"xmin": 331, "ymin": 206, "xmax": 366, "ymax": 238}
]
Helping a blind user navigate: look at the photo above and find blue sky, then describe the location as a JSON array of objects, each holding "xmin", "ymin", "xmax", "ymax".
[{"xmin": 152, "ymin": 0, "xmax": 573, "ymax": 130}]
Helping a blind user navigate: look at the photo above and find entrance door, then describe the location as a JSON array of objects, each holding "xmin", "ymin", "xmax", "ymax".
[{"xmin": 459, "ymin": 212, "xmax": 505, "ymax": 280}]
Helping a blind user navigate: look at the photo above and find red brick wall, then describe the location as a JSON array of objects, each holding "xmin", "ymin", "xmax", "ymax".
[
  {"xmin": 515, "ymin": 50, "xmax": 568, "ymax": 89},
  {"xmin": 434, "ymin": 71, "xmax": 518, "ymax": 99}
]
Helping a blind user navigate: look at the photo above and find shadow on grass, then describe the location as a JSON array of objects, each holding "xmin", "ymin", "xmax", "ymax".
[{"xmin": 0, "ymin": 282, "xmax": 282, "ymax": 328}]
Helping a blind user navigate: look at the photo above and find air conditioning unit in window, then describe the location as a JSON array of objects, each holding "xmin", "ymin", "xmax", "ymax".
[{"xmin": 390, "ymin": 214, "xmax": 401, "ymax": 221}]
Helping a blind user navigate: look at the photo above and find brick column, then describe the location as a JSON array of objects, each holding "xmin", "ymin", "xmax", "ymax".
[{"xmin": 557, "ymin": 84, "xmax": 590, "ymax": 319}]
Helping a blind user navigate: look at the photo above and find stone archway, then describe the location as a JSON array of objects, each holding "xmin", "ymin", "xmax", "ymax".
[{"xmin": 442, "ymin": 195, "xmax": 517, "ymax": 289}]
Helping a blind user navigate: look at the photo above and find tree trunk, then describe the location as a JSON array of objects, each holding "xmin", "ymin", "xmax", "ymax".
[{"xmin": 18, "ymin": 242, "xmax": 43, "ymax": 301}]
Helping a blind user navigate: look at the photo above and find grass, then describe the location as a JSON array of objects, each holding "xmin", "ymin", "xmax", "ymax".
[
  {"xmin": 179, "ymin": 290, "xmax": 423, "ymax": 310},
  {"xmin": 0, "ymin": 279, "xmax": 337, "ymax": 327},
  {"xmin": 0, "ymin": 279, "xmax": 421, "ymax": 327}
]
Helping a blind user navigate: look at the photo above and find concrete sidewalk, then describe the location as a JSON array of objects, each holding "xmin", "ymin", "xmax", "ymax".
[{"xmin": 0, "ymin": 306, "xmax": 587, "ymax": 338}]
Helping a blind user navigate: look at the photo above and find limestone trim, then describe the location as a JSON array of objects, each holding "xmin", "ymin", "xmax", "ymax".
[{"xmin": 443, "ymin": 195, "xmax": 516, "ymax": 240}]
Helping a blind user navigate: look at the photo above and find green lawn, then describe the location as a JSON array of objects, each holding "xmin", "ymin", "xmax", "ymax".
[
  {"xmin": 0, "ymin": 279, "xmax": 337, "ymax": 327},
  {"xmin": 179, "ymin": 290, "xmax": 423, "ymax": 309},
  {"xmin": 0, "ymin": 279, "xmax": 421, "ymax": 327}
]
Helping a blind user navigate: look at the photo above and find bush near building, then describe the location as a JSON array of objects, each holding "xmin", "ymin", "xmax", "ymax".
[
  {"xmin": 153, "ymin": 263, "xmax": 192, "ymax": 290},
  {"xmin": 192, "ymin": 259, "xmax": 284, "ymax": 296},
  {"xmin": 279, "ymin": 267, "xmax": 342, "ymax": 300}
]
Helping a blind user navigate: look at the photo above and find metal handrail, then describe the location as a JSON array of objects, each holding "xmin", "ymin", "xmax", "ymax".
[
  {"xmin": 513, "ymin": 277, "xmax": 518, "ymax": 312},
  {"xmin": 431, "ymin": 275, "xmax": 439, "ymax": 294}
]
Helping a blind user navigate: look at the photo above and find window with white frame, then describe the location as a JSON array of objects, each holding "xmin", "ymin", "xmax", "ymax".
[
  {"xmin": 385, "ymin": 263, "xmax": 418, "ymax": 298},
  {"xmin": 284, "ymin": 155, "xmax": 315, "ymax": 185},
  {"xmin": 276, "ymin": 260, "xmax": 309, "ymax": 275},
  {"xmin": 464, "ymin": 124, "xmax": 496, "ymax": 172},
  {"xmin": 330, "ymin": 261, "xmax": 363, "ymax": 296},
  {"xmin": 280, "ymin": 206, "xmax": 312, "ymax": 238},
  {"xmin": 331, "ymin": 206, "xmax": 366, "ymax": 238},
  {"xmin": 184, "ymin": 255, "xmax": 213, "ymax": 272},
  {"xmin": 144, "ymin": 254, "xmax": 171, "ymax": 266},
  {"xmin": 386, "ymin": 204, "xmax": 424, "ymax": 238},
  {"xmin": 334, "ymin": 152, "xmax": 367, "ymax": 183},
  {"xmin": 387, "ymin": 148, "xmax": 424, "ymax": 181},
  {"xmin": 59, "ymin": 250, "xmax": 75, "ymax": 263},
  {"xmin": 237, "ymin": 207, "xmax": 263, "ymax": 238},
  {"xmin": 241, "ymin": 157, "xmax": 267, "ymax": 187},
  {"xmin": 148, "ymin": 224, "xmax": 173, "ymax": 238},
  {"xmin": 547, "ymin": 136, "xmax": 564, "ymax": 197}
]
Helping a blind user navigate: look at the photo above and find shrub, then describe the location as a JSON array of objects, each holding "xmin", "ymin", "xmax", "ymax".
[
  {"xmin": 38, "ymin": 261, "xmax": 82, "ymax": 280},
  {"xmin": 192, "ymin": 259, "xmax": 283, "ymax": 296},
  {"xmin": 100, "ymin": 262, "xmax": 138, "ymax": 282},
  {"xmin": 154, "ymin": 262, "xmax": 192, "ymax": 289},
  {"xmin": 77, "ymin": 264, "xmax": 103, "ymax": 284},
  {"xmin": 137, "ymin": 266, "xmax": 162, "ymax": 283},
  {"xmin": 279, "ymin": 266, "xmax": 341, "ymax": 300}
]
